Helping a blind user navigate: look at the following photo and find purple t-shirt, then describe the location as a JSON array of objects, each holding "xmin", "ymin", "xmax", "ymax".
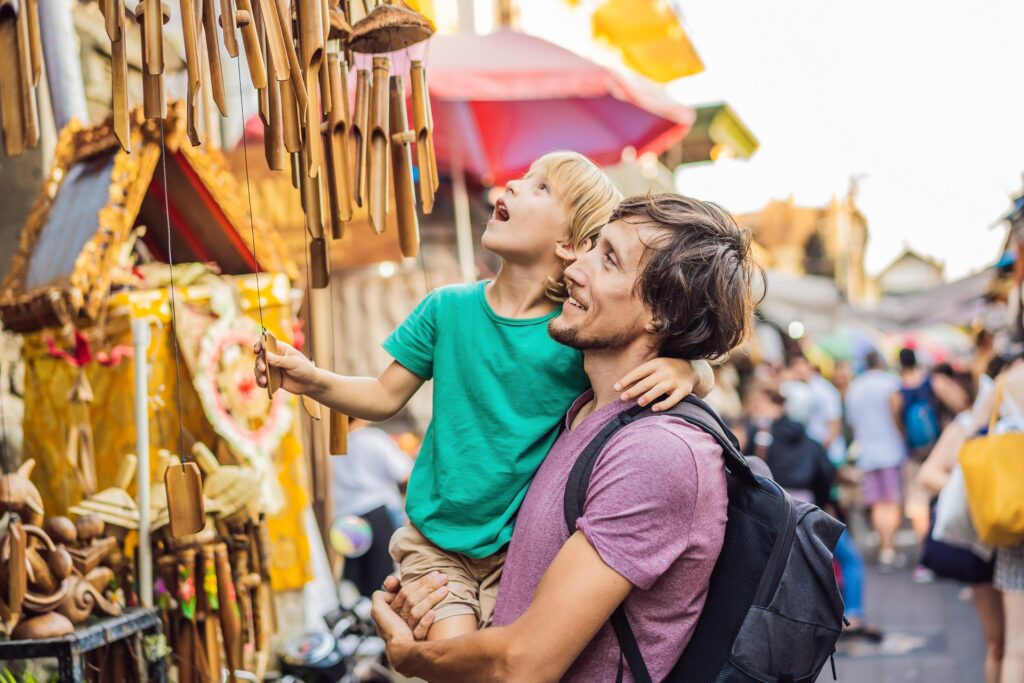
[{"xmin": 492, "ymin": 392, "xmax": 728, "ymax": 682}]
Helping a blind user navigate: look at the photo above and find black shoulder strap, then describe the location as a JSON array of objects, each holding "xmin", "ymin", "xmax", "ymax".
[{"xmin": 562, "ymin": 395, "xmax": 753, "ymax": 683}]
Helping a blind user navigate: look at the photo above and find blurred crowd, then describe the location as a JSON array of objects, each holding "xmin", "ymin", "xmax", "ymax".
[{"xmin": 706, "ymin": 332, "xmax": 1024, "ymax": 683}]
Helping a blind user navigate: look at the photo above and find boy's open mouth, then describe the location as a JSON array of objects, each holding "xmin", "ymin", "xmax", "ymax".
[{"xmin": 493, "ymin": 198, "xmax": 510, "ymax": 222}]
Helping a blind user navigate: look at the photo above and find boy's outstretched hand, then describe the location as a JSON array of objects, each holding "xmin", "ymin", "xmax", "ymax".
[
  {"xmin": 253, "ymin": 337, "xmax": 320, "ymax": 396},
  {"xmin": 614, "ymin": 358, "xmax": 715, "ymax": 412}
]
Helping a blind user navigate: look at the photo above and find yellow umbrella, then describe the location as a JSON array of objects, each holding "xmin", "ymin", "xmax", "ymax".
[{"xmin": 590, "ymin": 0, "xmax": 704, "ymax": 83}]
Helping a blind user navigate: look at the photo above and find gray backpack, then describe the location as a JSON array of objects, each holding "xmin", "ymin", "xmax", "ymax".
[{"xmin": 564, "ymin": 396, "xmax": 846, "ymax": 683}]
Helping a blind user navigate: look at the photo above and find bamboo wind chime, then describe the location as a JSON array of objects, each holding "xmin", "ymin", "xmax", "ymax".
[
  {"xmin": 0, "ymin": 0, "xmax": 40, "ymax": 156},
  {"xmin": 54, "ymin": 0, "xmax": 438, "ymax": 536}
]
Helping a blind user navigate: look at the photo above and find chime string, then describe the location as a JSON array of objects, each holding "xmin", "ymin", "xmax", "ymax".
[
  {"xmin": 158, "ymin": 117, "xmax": 189, "ymax": 469},
  {"xmin": 235, "ymin": 58, "xmax": 268, "ymax": 336}
]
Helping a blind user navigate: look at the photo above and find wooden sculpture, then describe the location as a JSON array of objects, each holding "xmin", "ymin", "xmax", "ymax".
[
  {"xmin": 69, "ymin": 453, "xmax": 141, "ymax": 539},
  {"xmin": 0, "ymin": 515, "xmax": 27, "ymax": 635},
  {"xmin": 389, "ymin": 74, "xmax": 419, "ymax": 257},
  {"xmin": 0, "ymin": 459, "xmax": 44, "ymax": 527},
  {"xmin": 367, "ymin": 56, "xmax": 390, "ymax": 234}
]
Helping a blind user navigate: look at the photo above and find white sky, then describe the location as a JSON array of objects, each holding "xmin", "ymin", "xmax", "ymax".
[{"xmin": 668, "ymin": 0, "xmax": 1024, "ymax": 279}]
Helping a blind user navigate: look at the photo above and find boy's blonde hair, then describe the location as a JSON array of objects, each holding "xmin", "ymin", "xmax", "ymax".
[{"xmin": 536, "ymin": 151, "xmax": 622, "ymax": 301}]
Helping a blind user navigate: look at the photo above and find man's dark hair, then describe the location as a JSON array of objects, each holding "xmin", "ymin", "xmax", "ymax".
[
  {"xmin": 611, "ymin": 193, "xmax": 763, "ymax": 360},
  {"xmin": 865, "ymin": 351, "xmax": 885, "ymax": 370},
  {"xmin": 898, "ymin": 347, "xmax": 918, "ymax": 370}
]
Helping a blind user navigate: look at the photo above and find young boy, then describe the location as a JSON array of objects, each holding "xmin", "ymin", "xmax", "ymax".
[{"xmin": 254, "ymin": 152, "xmax": 712, "ymax": 639}]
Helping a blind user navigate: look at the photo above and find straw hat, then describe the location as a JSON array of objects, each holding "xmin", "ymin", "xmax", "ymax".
[
  {"xmin": 69, "ymin": 455, "xmax": 140, "ymax": 530},
  {"xmin": 347, "ymin": 4, "xmax": 433, "ymax": 54},
  {"xmin": 192, "ymin": 443, "xmax": 260, "ymax": 522}
]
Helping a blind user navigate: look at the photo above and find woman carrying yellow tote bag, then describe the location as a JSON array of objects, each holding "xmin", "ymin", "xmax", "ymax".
[{"xmin": 960, "ymin": 377, "xmax": 1024, "ymax": 547}]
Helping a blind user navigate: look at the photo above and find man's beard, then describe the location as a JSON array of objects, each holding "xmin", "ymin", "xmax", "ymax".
[{"xmin": 548, "ymin": 316, "xmax": 637, "ymax": 351}]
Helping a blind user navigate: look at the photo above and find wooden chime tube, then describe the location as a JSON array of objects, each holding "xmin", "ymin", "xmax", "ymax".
[
  {"xmin": 199, "ymin": 546, "xmax": 223, "ymax": 682},
  {"xmin": 180, "ymin": 0, "xmax": 203, "ymax": 144},
  {"xmin": 256, "ymin": 0, "xmax": 289, "ymax": 82},
  {"xmin": 201, "ymin": 0, "xmax": 228, "ymax": 116},
  {"xmin": 136, "ymin": 1, "xmax": 169, "ymax": 120},
  {"xmin": 235, "ymin": 0, "xmax": 267, "ymax": 88},
  {"xmin": 275, "ymin": 0, "xmax": 307, "ymax": 117},
  {"xmin": 309, "ymin": 237, "xmax": 329, "ymax": 289},
  {"xmin": 298, "ymin": 0, "xmax": 324, "ymax": 177},
  {"xmin": 329, "ymin": 407, "xmax": 347, "ymax": 455},
  {"xmin": 24, "ymin": 0, "xmax": 38, "ymax": 84},
  {"xmin": 263, "ymin": 32, "xmax": 285, "ymax": 169},
  {"xmin": 219, "ymin": 0, "xmax": 239, "ymax": 57},
  {"xmin": 300, "ymin": 147, "xmax": 324, "ymax": 239},
  {"xmin": 389, "ymin": 75, "xmax": 419, "ymax": 258},
  {"xmin": 410, "ymin": 60, "xmax": 436, "ymax": 213},
  {"xmin": 368, "ymin": 56, "xmax": 390, "ymax": 234},
  {"xmin": 0, "ymin": 0, "xmax": 30, "ymax": 156},
  {"xmin": 109, "ymin": 0, "xmax": 130, "ymax": 150},
  {"xmin": 324, "ymin": 53, "xmax": 352, "ymax": 237},
  {"xmin": 351, "ymin": 68, "xmax": 370, "ymax": 208},
  {"xmin": 214, "ymin": 543, "xmax": 242, "ymax": 683}
]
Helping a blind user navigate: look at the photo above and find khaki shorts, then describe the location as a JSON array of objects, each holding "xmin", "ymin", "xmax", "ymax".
[{"xmin": 388, "ymin": 524, "xmax": 505, "ymax": 627}]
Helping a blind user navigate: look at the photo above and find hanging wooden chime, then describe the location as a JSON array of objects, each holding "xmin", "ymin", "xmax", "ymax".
[{"xmin": 0, "ymin": 0, "xmax": 40, "ymax": 156}]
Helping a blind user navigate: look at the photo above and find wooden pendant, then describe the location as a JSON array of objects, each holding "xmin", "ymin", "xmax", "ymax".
[
  {"xmin": 328, "ymin": 409, "xmax": 347, "ymax": 455},
  {"xmin": 352, "ymin": 68, "xmax": 369, "ymax": 208},
  {"xmin": 179, "ymin": 0, "xmax": 203, "ymax": 145},
  {"xmin": 201, "ymin": 0, "xmax": 227, "ymax": 116},
  {"xmin": 368, "ymin": 56, "xmax": 390, "ymax": 234},
  {"xmin": 261, "ymin": 330, "xmax": 283, "ymax": 398},
  {"xmin": 235, "ymin": 0, "xmax": 267, "ymax": 88},
  {"xmin": 165, "ymin": 462, "xmax": 206, "ymax": 538},
  {"xmin": 324, "ymin": 53, "xmax": 352, "ymax": 238},
  {"xmin": 309, "ymin": 236, "xmax": 329, "ymax": 289},
  {"xmin": 389, "ymin": 74, "xmax": 419, "ymax": 258},
  {"xmin": 410, "ymin": 60, "xmax": 436, "ymax": 213}
]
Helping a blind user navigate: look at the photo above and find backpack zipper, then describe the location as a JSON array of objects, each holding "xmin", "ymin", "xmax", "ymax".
[{"xmin": 753, "ymin": 490, "xmax": 799, "ymax": 607}]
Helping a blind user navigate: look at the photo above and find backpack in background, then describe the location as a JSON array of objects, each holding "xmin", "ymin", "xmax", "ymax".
[
  {"xmin": 564, "ymin": 396, "xmax": 846, "ymax": 683},
  {"xmin": 901, "ymin": 378, "xmax": 941, "ymax": 450}
]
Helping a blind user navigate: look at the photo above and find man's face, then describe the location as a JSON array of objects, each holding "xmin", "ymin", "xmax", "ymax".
[{"xmin": 548, "ymin": 218, "xmax": 659, "ymax": 351}]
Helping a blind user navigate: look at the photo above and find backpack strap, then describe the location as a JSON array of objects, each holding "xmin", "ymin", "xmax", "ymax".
[{"xmin": 562, "ymin": 395, "xmax": 754, "ymax": 683}]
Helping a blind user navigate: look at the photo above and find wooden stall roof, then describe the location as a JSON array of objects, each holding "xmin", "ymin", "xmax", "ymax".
[{"xmin": 0, "ymin": 102, "xmax": 296, "ymax": 333}]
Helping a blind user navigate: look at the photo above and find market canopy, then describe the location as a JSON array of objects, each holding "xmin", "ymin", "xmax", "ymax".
[
  {"xmin": 660, "ymin": 102, "xmax": 759, "ymax": 168},
  {"xmin": 423, "ymin": 29, "xmax": 696, "ymax": 185}
]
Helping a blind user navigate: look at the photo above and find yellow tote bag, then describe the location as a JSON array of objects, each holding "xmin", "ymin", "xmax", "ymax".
[{"xmin": 959, "ymin": 378, "xmax": 1024, "ymax": 547}]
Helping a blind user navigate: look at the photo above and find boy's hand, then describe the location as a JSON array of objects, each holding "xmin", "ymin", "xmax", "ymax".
[
  {"xmin": 384, "ymin": 573, "xmax": 450, "ymax": 640},
  {"xmin": 614, "ymin": 358, "xmax": 715, "ymax": 412},
  {"xmin": 253, "ymin": 337, "xmax": 319, "ymax": 396}
]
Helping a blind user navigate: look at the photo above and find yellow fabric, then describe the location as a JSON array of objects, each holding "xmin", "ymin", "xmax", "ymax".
[
  {"xmin": 960, "ymin": 426, "xmax": 1024, "ymax": 547},
  {"xmin": 592, "ymin": 0, "xmax": 704, "ymax": 83},
  {"xmin": 19, "ymin": 275, "xmax": 312, "ymax": 590}
]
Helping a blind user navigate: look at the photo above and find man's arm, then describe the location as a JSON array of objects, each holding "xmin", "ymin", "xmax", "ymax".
[{"xmin": 374, "ymin": 532, "xmax": 631, "ymax": 683}]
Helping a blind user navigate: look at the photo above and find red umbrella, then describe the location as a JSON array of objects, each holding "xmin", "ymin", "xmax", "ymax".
[{"xmin": 422, "ymin": 29, "xmax": 696, "ymax": 185}]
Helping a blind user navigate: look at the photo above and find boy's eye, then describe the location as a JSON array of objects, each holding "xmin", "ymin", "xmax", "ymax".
[{"xmin": 539, "ymin": 183, "xmax": 549, "ymax": 192}]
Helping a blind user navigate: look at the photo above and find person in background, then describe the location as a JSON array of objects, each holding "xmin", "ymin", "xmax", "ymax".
[
  {"xmin": 331, "ymin": 418, "xmax": 413, "ymax": 596},
  {"xmin": 895, "ymin": 348, "xmax": 970, "ymax": 571},
  {"xmin": 783, "ymin": 354, "xmax": 846, "ymax": 465},
  {"xmin": 846, "ymin": 351, "xmax": 907, "ymax": 568}
]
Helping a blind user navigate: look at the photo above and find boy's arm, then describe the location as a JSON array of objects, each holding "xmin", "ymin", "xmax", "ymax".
[
  {"xmin": 614, "ymin": 358, "xmax": 715, "ymax": 412},
  {"xmin": 255, "ymin": 338, "xmax": 425, "ymax": 422},
  {"xmin": 373, "ymin": 532, "xmax": 632, "ymax": 683}
]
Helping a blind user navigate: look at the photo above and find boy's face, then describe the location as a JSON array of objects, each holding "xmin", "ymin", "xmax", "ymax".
[{"xmin": 482, "ymin": 163, "xmax": 569, "ymax": 265}]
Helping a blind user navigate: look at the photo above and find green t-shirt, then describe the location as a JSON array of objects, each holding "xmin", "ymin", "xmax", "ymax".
[{"xmin": 383, "ymin": 281, "xmax": 589, "ymax": 558}]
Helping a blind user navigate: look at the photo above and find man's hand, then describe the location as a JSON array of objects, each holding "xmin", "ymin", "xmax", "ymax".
[
  {"xmin": 385, "ymin": 573, "xmax": 450, "ymax": 639},
  {"xmin": 371, "ymin": 588, "xmax": 416, "ymax": 654},
  {"xmin": 614, "ymin": 358, "xmax": 714, "ymax": 411},
  {"xmin": 253, "ymin": 337, "xmax": 320, "ymax": 396}
]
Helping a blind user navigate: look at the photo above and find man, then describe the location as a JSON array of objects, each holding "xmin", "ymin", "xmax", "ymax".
[
  {"xmin": 845, "ymin": 351, "xmax": 906, "ymax": 567},
  {"xmin": 371, "ymin": 193, "xmax": 760, "ymax": 682},
  {"xmin": 783, "ymin": 353, "xmax": 845, "ymax": 464}
]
